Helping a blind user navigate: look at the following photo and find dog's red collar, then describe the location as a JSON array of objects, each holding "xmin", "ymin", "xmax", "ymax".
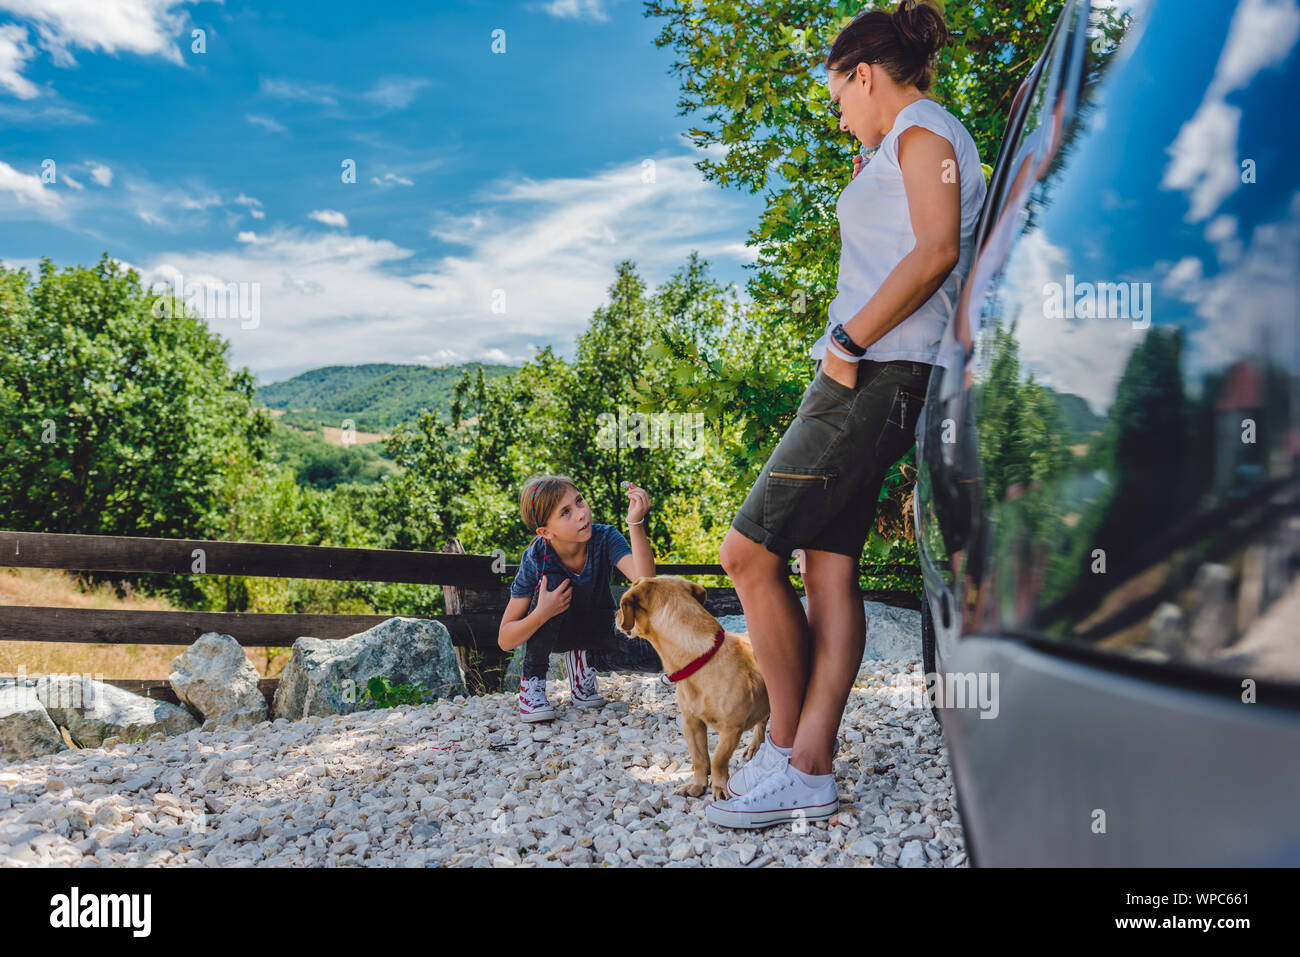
[{"xmin": 661, "ymin": 628, "xmax": 725, "ymax": 684}]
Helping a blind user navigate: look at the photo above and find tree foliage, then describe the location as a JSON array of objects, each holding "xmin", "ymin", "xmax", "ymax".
[{"xmin": 0, "ymin": 255, "xmax": 273, "ymax": 539}]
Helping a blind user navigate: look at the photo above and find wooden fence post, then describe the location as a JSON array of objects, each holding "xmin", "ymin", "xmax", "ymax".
[{"xmin": 440, "ymin": 538, "xmax": 511, "ymax": 693}]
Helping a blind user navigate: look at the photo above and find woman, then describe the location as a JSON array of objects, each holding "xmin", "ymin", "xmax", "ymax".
[{"xmin": 709, "ymin": 0, "xmax": 986, "ymax": 829}]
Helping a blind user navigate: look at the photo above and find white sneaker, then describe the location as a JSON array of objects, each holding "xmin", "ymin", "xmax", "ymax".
[
  {"xmin": 563, "ymin": 649, "xmax": 606, "ymax": 709},
  {"xmin": 727, "ymin": 732, "xmax": 789, "ymax": 797},
  {"xmin": 705, "ymin": 761, "xmax": 838, "ymax": 829},
  {"xmin": 518, "ymin": 676, "xmax": 556, "ymax": 722}
]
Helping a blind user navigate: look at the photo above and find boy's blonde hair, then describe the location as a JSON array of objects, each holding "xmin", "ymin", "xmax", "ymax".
[{"xmin": 520, "ymin": 473, "xmax": 581, "ymax": 535}]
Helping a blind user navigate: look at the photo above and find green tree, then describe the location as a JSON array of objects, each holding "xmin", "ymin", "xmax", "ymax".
[
  {"xmin": 639, "ymin": 0, "xmax": 1067, "ymax": 557},
  {"xmin": 0, "ymin": 255, "xmax": 272, "ymax": 539},
  {"xmin": 643, "ymin": 0, "xmax": 1063, "ymax": 347}
]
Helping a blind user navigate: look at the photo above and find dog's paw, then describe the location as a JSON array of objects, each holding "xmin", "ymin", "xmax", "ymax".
[
  {"xmin": 676, "ymin": 780, "xmax": 707, "ymax": 798},
  {"xmin": 711, "ymin": 781, "xmax": 732, "ymax": 802}
]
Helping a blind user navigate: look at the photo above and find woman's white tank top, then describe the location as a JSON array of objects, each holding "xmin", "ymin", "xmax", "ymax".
[{"xmin": 811, "ymin": 97, "xmax": 987, "ymax": 368}]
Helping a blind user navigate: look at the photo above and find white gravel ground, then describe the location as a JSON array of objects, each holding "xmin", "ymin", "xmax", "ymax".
[{"xmin": 0, "ymin": 656, "xmax": 966, "ymax": 867}]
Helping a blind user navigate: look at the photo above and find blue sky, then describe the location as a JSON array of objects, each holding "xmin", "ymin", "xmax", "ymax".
[{"xmin": 0, "ymin": 0, "xmax": 767, "ymax": 385}]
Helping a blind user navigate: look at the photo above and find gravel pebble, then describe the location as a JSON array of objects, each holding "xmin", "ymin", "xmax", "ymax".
[{"xmin": 0, "ymin": 657, "xmax": 964, "ymax": 867}]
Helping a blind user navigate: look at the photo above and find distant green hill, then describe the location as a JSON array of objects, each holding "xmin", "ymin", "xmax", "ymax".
[
  {"xmin": 256, "ymin": 362, "xmax": 517, "ymax": 432},
  {"xmin": 1054, "ymin": 391, "xmax": 1105, "ymax": 443}
]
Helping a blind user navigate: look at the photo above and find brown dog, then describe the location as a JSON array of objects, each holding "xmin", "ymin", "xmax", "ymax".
[{"xmin": 617, "ymin": 575, "xmax": 770, "ymax": 800}]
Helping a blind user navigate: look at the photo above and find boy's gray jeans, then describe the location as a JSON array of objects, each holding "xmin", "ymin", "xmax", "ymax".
[{"xmin": 520, "ymin": 588, "xmax": 662, "ymax": 681}]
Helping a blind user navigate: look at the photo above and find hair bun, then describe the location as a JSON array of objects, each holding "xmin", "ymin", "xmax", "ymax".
[{"xmin": 892, "ymin": 0, "xmax": 948, "ymax": 61}]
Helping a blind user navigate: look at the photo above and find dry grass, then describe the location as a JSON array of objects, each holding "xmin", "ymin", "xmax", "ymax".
[{"xmin": 0, "ymin": 566, "xmax": 288, "ymax": 680}]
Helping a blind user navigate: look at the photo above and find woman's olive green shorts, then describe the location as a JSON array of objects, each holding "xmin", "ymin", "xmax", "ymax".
[{"xmin": 731, "ymin": 358, "xmax": 932, "ymax": 560}]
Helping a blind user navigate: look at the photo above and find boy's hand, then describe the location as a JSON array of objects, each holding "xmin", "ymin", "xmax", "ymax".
[
  {"xmin": 623, "ymin": 482, "xmax": 651, "ymax": 526},
  {"xmin": 535, "ymin": 575, "xmax": 572, "ymax": 620}
]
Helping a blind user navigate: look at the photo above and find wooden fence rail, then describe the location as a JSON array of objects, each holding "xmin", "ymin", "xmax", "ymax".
[{"xmin": 0, "ymin": 529, "xmax": 919, "ymax": 702}]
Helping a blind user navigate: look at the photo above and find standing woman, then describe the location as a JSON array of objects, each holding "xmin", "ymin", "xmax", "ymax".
[{"xmin": 709, "ymin": 0, "xmax": 986, "ymax": 828}]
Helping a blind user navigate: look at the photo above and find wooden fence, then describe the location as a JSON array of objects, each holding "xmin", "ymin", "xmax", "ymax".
[{"xmin": 0, "ymin": 530, "xmax": 919, "ymax": 704}]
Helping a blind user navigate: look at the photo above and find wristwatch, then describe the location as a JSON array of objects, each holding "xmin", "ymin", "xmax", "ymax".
[{"xmin": 830, "ymin": 322, "xmax": 866, "ymax": 357}]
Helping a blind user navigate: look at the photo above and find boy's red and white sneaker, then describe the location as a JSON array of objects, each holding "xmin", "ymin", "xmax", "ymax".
[
  {"xmin": 518, "ymin": 676, "xmax": 556, "ymax": 722},
  {"xmin": 563, "ymin": 649, "xmax": 606, "ymax": 709}
]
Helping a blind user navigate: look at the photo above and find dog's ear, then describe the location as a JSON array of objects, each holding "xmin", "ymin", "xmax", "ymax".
[
  {"xmin": 618, "ymin": 580, "xmax": 645, "ymax": 635},
  {"xmin": 688, "ymin": 581, "xmax": 707, "ymax": 607}
]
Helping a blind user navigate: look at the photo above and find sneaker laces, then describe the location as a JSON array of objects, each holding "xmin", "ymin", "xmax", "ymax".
[
  {"xmin": 520, "ymin": 677, "xmax": 548, "ymax": 708},
  {"xmin": 739, "ymin": 767, "xmax": 794, "ymax": 805}
]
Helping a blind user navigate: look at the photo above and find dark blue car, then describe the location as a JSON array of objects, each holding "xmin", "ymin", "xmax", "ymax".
[{"xmin": 914, "ymin": 0, "xmax": 1300, "ymax": 866}]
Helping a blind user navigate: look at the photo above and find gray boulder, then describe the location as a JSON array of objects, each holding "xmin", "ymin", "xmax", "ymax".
[
  {"xmin": 170, "ymin": 632, "xmax": 268, "ymax": 729},
  {"xmin": 0, "ymin": 684, "xmax": 66, "ymax": 762},
  {"xmin": 861, "ymin": 601, "xmax": 922, "ymax": 660},
  {"xmin": 717, "ymin": 600, "xmax": 921, "ymax": 660},
  {"xmin": 716, "ymin": 614, "xmax": 746, "ymax": 634},
  {"xmin": 34, "ymin": 675, "xmax": 199, "ymax": 747},
  {"xmin": 273, "ymin": 617, "xmax": 467, "ymax": 720}
]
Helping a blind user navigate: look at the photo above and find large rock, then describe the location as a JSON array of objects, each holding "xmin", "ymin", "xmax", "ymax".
[
  {"xmin": 170, "ymin": 632, "xmax": 268, "ymax": 729},
  {"xmin": 34, "ymin": 675, "xmax": 199, "ymax": 748},
  {"xmin": 677, "ymin": 601, "xmax": 922, "ymax": 661},
  {"xmin": 780, "ymin": 598, "xmax": 921, "ymax": 659},
  {"xmin": 0, "ymin": 684, "xmax": 66, "ymax": 762},
  {"xmin": 273, "ymin": 617, "xmax": 468, "ymax": 720},
  {"xmin": 861, "ymin": 601, "xmax": 922, "ymax": 660}
]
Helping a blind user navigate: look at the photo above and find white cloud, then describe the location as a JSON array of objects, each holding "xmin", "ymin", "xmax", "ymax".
[
  {"xmin": 0, "ymin": 99, "xmax": 90, "ymax": 124},
  {"xmin": 0, "ymin": 23, "xmax": 38, "ymax": 98},
  {"xmin": 0, "ymin": 256, "xmax": 42, "ymax": 274},
  {"xmin": 246, "ymin": 113, "xmax": 286, "ymax": 134},
  {"xmin": 61, "ymin": 172, "xmax": 83, "ymax": 190},
  {"xmin": 535, "ymin": 0, "xmax": 615, "ymax": 21},
  {"xmin": 235, "ymin": 192, "xmax": 265, "ymax": 218},
  {"xmin": 308, "ymin": 209, "xmax": 348, "ymax": 229},
  {"xmin": 126, "ymin": 179, "xmax": 224, "ymax": 227},
  {"xmin": 1205, "ymin": 214, "xmax": 1237, "ymax": 244},
  {"xmin": 0, "ymin": 0, "xmax": 201, "ymax": 68},
  {"xmin": 0, "ymin": 159, "xmax": 61, "ymax": 209},
  {"xmin": 361, "ymin": 76, "xmax": 430, "ymax": 109},
  {"xmin": 87, "ymin": 162, "xmax": 112, "ymax": 187},
  {"xmin": 1160, "ymin": 190, "xmax": 1300, "ymax": 381},
  {"xmin": 989, "ymin": 229, "xmax": 1145, "ymax": 414},
  {"xmin": 259, "ymin": 76, "xmax": 338, "ymax": 106},
  {"xmin": 1160, "ymin": 255, "xmax": 1203, "ymax": 293},
  {"xmin": 129, "ymin": 153, "xmax": 755, "ymax": 382},
  {"xmin": 1161, "ymin": 0, "xmax": 1300, "ymax": 222},
  {"xmin": 371, "ymin": 172, "xmax": 415, "ymax": 187}
]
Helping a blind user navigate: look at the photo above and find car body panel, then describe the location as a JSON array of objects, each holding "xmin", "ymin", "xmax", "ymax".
[{"xmin": 913, "ymin": 0, "xmax": 1300, "ymax": 865}]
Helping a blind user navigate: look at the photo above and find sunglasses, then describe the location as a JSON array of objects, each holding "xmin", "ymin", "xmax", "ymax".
[{"xmin": 827, "ymin": 64, "xmax": 873, "ymax": 119}]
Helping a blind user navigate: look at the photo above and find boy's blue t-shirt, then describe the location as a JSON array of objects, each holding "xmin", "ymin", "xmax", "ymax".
[{"xmin": 510, "ymin": 523, "xmax": 632, "ymax": 610}]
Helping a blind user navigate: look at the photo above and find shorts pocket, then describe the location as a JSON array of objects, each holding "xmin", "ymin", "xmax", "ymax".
[
  {"xmin": 874, "ymin": 385, "xmax": 927, "ymax": 458},
  {"xmin": 798, "ymin": 373, "xmax": 856, "ymax": 437},
  {"xmin": 813, "ymin": 366, "xmax": 856, "ymax": 404},
  {"xmin": 763, "ymin": 465, "xmax": 840, "ymax": 541}
]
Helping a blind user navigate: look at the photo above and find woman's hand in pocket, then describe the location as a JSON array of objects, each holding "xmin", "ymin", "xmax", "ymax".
[{"xmin": 822, "ymin": 349, "xmax": 858, "ymax": 390}]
